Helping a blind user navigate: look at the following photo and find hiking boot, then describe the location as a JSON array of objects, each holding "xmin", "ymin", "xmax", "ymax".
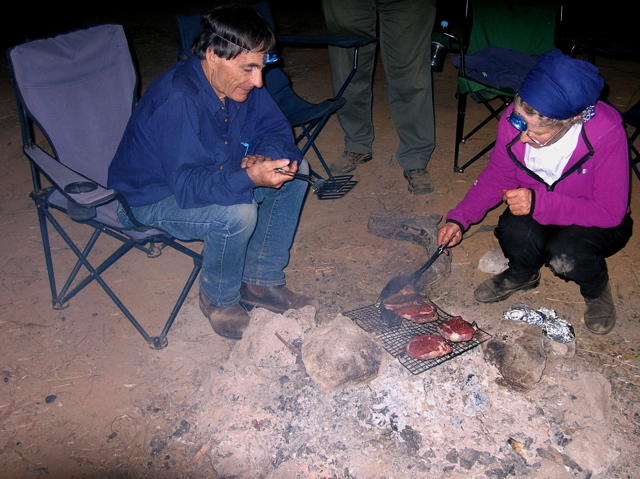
[
  {"xmin": 329, "ymin": 151, "xmax": 372, "ymax": 174},
  {"xmin": 474, "ymin": 270, "xmax": 541, "ymax": 303},
  {"xmin": 199, "ymin": 290, "xmax": 250, "ymax": 339},
  {"xmin": 240, "ymin": 283, "xmax": 319, "ymax": 313},
  {"xmin": 583, "ymin": 281, "xmax": 616, "ymax": 335},
  {"xmin": 403, "ymin": 168, "xmax": 434, "ymax": 195}
]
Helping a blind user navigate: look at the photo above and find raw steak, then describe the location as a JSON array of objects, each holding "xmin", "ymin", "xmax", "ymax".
[
  {"xmin": 438, "ymin": 316, "xmax": 475, "ymax": 342},
  {"xmin": 382, "ymin": 284, "xmax": 421, "ymax": 311},
  {"xmin": 394, "ymin": 303, "xmax": 438, "ymax": 323},
  {"xmin": 406, "ymin": 334, "xmax": 452, "ymax": 360}
]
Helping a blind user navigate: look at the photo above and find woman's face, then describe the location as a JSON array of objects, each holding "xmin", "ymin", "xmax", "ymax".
[{"xmin": 512, "ymin": 105, "xmax": 571, "ymax": 149}]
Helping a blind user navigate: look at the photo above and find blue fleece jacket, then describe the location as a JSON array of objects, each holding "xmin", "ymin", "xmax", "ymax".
[{"xmin": 108, "ymin": 56, "xmax": 302, "ymax": 208}]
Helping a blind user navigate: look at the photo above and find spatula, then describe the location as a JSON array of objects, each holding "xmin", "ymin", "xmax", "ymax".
[
  {"xmin": 379, "ymin": 243, "xmax": 449, "ymax": 301},
  {"xmin": 274, "ymin": 168, "xmax": 357, "ymax": 199}
]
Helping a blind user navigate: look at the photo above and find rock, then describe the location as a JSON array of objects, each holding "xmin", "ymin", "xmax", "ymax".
[
  {"xmin": 482, "ymin": 321, "xmax": 547, "ymax": 392},
  {"xmin": 229, "ymin": 306, "xmax": 311, "ymax": 378},
  {"xmin": 478, "ymin": 248, "xmax": 509, "ymax": 274},
  {"xmin": 564, "ymin": 371, "xmax": 612, "ymax": 424},
  {"xmin": 367, "ymin": 212, "xmax": 451, "ymax": 287},
  {"xmin": 301, "ymin": 315, "xmax": 385, "ymax": 394},
  {"xmin": 564, "ymin": 426, "xmax": 620, "ymax": 475}
]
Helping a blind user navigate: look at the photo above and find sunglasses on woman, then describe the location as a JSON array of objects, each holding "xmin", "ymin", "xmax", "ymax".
[{"xmin": 508, "ymin": 111, "xmax": 567, "ymax": 147}]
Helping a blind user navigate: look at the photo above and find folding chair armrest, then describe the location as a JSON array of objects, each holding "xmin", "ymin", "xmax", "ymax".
[
  {"xmin": 24, "ymin": 146, "xmax": 116, "ymax": 207},
  {"xmin": 277, "ymin": 35, "xmax": 377, "ymax": 49}
]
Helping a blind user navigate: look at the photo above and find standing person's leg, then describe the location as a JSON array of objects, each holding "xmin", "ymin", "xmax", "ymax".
[
  {"xmin": 321, "ymin": 0, "xmax": 378, "ymax": 173},
  {"xmin": 378, "ymin": 0, "xmax": 436, "ymax": 194},
  {"xmin": 240, "ymin": 160, "xmax": 319, "ymax": 313}
]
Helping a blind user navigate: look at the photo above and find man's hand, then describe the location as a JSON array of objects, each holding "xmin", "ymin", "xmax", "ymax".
[
  {"xmin": 245, "ymin": 158, "xmax": 298, "ymax": 188},
  {"xmin": 437, "ymin": 222, "xmax": 462, "ymax": 254},
  {"xmin": 240, "ymin": 154, "xmax": 266, "ymax": 169},
  {"xmin": 502, "ymin": 188, "xmax": 532, "ymax": 216}
]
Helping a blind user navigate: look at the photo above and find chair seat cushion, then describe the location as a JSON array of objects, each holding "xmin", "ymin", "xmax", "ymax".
[{"xmin": 452, "ymin": 46, "xmax": 540, "ymax": 92}]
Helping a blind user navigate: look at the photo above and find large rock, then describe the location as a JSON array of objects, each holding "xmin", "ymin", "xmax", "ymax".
[
  {"xmin": 482, "ymin": 320, "xmax": 547, "ymax": 392},
  {"xmin": 367, "ymin": 212, "xmax": 451, "ymax": 287},
  {"xmin": 301, "ymin": 315, "xmax": 384, "ymax": 394}
]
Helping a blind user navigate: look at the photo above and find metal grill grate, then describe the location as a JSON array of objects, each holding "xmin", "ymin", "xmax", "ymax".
[{"xmin": 343, "ymin": 301, "xmax": 492, "ymax": 375}]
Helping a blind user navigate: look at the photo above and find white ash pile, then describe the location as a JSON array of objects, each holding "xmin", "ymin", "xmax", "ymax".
[{"xmin": 189, "ymin": 307, "xmax": 624, "ymax": 478}]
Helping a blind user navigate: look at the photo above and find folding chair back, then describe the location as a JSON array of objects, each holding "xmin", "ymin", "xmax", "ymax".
[
  {"xmin": 10, "ymin": 24, "xmax": 135, "ymax": 186},
  {"xmin": 449, "ymin": 0, "xmax": 561, "ymax": 172},
  {"xmin": 9, "ymin": 24, "xmax": 203, "ymax": 349}
]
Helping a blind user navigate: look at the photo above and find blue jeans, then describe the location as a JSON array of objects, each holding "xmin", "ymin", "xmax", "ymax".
[{"xmin": 116, "ymin": 161, "xmax": 309, "ymax": 307}]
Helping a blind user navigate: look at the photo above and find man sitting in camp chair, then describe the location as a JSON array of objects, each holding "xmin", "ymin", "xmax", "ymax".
[{"xmin": 108, "ymin": 5, "xmax": 318, "ymax": 340}]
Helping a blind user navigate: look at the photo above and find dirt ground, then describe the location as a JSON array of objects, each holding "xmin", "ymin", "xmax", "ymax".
[{"xmin": 1, "ymin": 2, "xmax": 639, "ymax": 478}]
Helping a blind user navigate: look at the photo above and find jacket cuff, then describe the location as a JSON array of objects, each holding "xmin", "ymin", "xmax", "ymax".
[
  {"xmin": 446, "ymin": 219, "xmax": 466, "ymax": 233},
  {"xmin": 528, "ymin": 188, "xmax": 536, "ymax": 215}
]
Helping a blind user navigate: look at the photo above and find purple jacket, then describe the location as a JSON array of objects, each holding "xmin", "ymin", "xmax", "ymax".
[{"xmin": 446, "ymin": 101, "xmax": 630, "ymax": 231}]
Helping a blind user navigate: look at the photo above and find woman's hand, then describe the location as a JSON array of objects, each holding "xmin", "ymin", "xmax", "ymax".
[
  {"xmin": 437, "ymin": 222, "xmax": 462, "ymax": 254},
  {"xmin": 503, "ymin": 188, "xmax": 532, "ymax": 216}
]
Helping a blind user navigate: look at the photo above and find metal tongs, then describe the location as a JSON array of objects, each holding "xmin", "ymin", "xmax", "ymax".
[{"xmin": 274, "ymin": 168, "xmax": 357, "ymax": 200}]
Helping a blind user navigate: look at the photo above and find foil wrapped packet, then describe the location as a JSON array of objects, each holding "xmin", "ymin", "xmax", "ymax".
[{"xmin": 502, "ymin": 303, "xmax": 575, "ymax": 343}]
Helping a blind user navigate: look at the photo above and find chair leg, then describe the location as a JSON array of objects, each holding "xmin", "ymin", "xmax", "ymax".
[
  {"xmin": 36, "ymin": 202, "xmax": 203, "ymax": 349},
  {"xmin": 454, "ymin": 91, "xmax": 468, "ymax": 173}
]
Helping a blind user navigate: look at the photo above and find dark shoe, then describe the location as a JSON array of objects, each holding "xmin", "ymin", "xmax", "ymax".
[
  {"xmin": 583, "ymin": 281, "xmax": 616, "ymax": 335},
  {"xmin": 240, "ymin": 283, "xmax": 319, "ymax": 313},
  {"xmin": 474, "ymin": 271, "xmax": 541, "ymax": 303},
  {"xmin": 199, "ymin": 290, "xmax": 250, "ymax": 339},
  {"xmin": 403, "ymin": 168, "xmax": 434, "ymax": 195},
  {"xmin": 329, "ymin": 151, "xmax": 372, "ymax": 174}
]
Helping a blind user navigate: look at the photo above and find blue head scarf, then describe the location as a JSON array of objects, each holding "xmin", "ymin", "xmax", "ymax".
[{"xmin": 518, "ymin": 49, "xmax": 604, "ymax": 120}]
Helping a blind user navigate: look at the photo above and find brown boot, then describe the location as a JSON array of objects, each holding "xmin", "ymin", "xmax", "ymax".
[
  {"xmin": 240, "ymin": 283, "xmax": 319, "ymax": 313},
  {"xmin": 329, "ymin": 151, "xmax": 372, "ymax": 174},
  {"xmin": 403, "ymin": 168, "xmax": 434, "ymax": 195},
  {"xmin": 583, "ymin": 281, "xmax": 616, "ymax": 335},
  {"xmin": 199, "ymin": 290, "xmax": 250, "ymax": 339}
]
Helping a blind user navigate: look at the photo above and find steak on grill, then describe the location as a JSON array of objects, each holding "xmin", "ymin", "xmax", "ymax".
[
  {"xmin": 394, "ymin": 303, "xmax": 438, "ymax": 323},
  {"xmin": 437, "ymin": 316, "xmax": 475, "ymax": 342},
  {"xmin": 406, "ymin": 334, "xmax": 452, "ymax": 359},
  {"xmin": 381, "ymin": 284, "xmax": 421, "ymax": 311}
]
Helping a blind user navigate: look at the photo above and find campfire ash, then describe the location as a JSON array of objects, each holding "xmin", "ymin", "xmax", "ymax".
[{"xmin": 188, "ymin": 306, "xmax": 621, "ymax": 478}]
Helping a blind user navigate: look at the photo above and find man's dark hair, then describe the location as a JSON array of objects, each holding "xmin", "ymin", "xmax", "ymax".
[{"xmin": 192, "ymin": 5, "xmax": 276, "ymax": 60}]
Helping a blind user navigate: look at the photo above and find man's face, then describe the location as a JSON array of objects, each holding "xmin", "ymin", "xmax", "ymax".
[{"xmin": 205, "ymin": 48, "xmax": 265, "ymax": 103}]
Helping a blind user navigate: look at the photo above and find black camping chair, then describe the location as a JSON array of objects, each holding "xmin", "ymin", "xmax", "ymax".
[
  {"xmin": 8, "ymin": 24, "xmax": 203, "ymax": 350},
  {"xmin": 622, "ymin": 99, "xmax": 640, "ymax": 181},
  {"xmin": 446, "ymin": 0, "xmax": 563, "ymax": 173},
  {"xmin": 177, "ymin": 1, "xmax": 377, "ymax": 182}
]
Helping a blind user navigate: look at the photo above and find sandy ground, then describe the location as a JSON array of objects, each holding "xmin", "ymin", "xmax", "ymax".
[{"xmin": 0, "ymin": 2, "xmax": 639, "ymax": 478}]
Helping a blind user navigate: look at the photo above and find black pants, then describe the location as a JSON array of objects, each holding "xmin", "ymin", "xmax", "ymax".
[{"xmin": 494, "ymin": 210, "xmax": 633, "ymax": 299}]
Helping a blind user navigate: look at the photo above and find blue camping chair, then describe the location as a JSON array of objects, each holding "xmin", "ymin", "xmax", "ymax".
[
  {"xmin": 8, "ymin": 24, "xmax": 203, "ymax": 350},
  {"xmin": 177, "ymin": 1, "xmax": 377, "ymax": 180}
]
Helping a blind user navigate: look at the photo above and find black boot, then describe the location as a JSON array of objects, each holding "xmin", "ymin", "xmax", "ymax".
[{"xmin": 474, "ymin": 270, "xmax": 540, "ymax": 303}]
